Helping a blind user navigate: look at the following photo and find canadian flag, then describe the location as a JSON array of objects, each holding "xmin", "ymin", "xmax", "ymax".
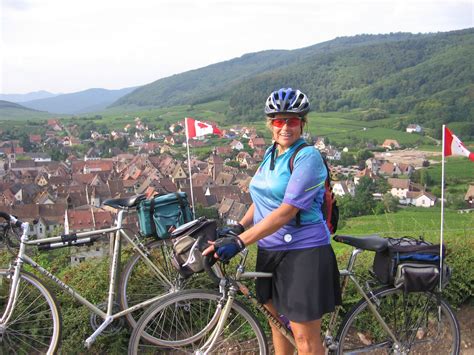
[
  {"xmin": 444, "ymin": 126, "xmax": 474, "ymax": 162},
  {"xmin": 185, "ymin": 117, "xmax": 222, "ymax": 138}
]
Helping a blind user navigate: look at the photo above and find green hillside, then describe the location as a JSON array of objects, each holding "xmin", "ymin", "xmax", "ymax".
[
  {"xmin": 111, "ymin": 29, "xmax": 474, "ymax": 138},
  {"xmin": 113, "ymin": 33, "xmax": 420, "ymax": 109},
  {"xmin": 0, "ymin": 100, "xmax": 51, "ymax": 120}
]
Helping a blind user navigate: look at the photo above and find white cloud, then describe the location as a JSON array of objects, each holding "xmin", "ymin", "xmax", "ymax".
[{"xmin": 1, "ymin": 0, "xmax": 472, "ymax": 93}]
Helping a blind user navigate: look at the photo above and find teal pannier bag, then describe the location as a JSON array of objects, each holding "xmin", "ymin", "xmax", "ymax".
[{"xmin": 137, "ymin": 192, "xmax": 193, "ymax": 239}]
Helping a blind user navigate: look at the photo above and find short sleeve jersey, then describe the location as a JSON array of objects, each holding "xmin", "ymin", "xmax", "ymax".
[{"xmin": 249, "ymin": 138, "xmax": 330, "ymax": 251}]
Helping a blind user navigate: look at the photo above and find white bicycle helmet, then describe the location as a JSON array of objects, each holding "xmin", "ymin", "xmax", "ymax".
[{"xmin": 265, "ymin": 88, "xmax": 310, "ymax": 116}]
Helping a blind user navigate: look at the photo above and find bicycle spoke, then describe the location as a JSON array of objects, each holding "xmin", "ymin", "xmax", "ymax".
[
  {"xmin": 337, "ymin": 287, "xmax": 459, "ymax": 354},
  {"xmin": 0, "ymin": 270, "xmax": 61, "ymax": 354},
  {"xmin": 129, "ymin": 290, "xmax": 268, "ymax": 354}
]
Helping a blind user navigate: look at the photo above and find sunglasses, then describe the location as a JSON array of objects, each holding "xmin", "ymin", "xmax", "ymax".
[{"xmin": 271, "ymin": 117, "xmax": 302, "ymax": 128}]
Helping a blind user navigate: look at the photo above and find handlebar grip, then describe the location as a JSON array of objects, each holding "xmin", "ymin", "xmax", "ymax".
[
  {"xmin": 0, "ymin": 211, "xmax": 23, "ymax": 228},
  {"xmin": 203, "ymin": 254, "xmax": 220, "ymax": 285}
]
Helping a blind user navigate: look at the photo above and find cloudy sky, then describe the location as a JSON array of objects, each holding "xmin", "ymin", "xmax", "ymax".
[{"xmin": 1, "ymin": 0, "xmax": 472, "ymax": 94}]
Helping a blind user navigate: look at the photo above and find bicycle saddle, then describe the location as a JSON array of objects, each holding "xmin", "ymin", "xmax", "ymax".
[
  {"xmin": 103, "ymin": 194, "xmax": 146, "ymax": 209},
  {"xmin": 334, "ymin": 234, "xmax": 388, "ymax": 252}
]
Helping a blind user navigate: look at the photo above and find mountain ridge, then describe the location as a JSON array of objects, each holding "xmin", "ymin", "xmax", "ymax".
[{"xmin": 21, "ymin": 87, "xmax": 137, "ymax": 114}]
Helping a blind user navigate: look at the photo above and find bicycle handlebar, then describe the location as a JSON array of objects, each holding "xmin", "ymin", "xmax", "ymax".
[{"xmin": 0, "ymin": 211, "xmax": 23, "ymax": 229}]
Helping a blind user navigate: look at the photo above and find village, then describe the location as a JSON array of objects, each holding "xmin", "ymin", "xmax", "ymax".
[{"xmin": 0, "ymin": 117, "xmax": 472, "ymax": 265}]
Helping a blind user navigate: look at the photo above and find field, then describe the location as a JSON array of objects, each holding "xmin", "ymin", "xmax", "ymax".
[
  {"xmin": 336, "ymin": 207, "xmax": 473, "ymax": 239},
  {"xmin": 426, "ymin": 157, "xmax": 474, "ymax": 184}
]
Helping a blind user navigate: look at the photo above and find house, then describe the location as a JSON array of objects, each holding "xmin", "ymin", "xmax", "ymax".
[
  {"xmin": 205, "ymin": 186, "xmax": 251, "ymax": 205},
  {"xmin": 191, "ymin": 173, "xmax": 215, "ymax": 190},
  {"xmin": 240, "ymin": 156, "xmax": 256, "ymax": 169},
  {"xmin": 25, "ymin": 153, "xmax": 52, "ymax": 162},
  {"xmin": 171, "ymin": 164, "xmax": 188, "ymax": 188},
  {"xmin": 382, "ymin": 139, "xmax": 401, "ymax": 149},
  {"xmin": 164, "ymin": 136, "xmax": 176, "ymax": 145},
  {"xmin": 236, "ymin": 151, "xmax": 252, "ymax": 165},
  {"xmin": 226, "ymin": 201, "xmax": 248, "ymax": 225},
  {"xmin": 83, "ymin": 160, "xmax": 114, "ymax": 174},
  {"xmin": 354, "ymin": 168, "xmax": 377, "ymax": 184},
  {"xmin": 215, "ymin": 146, "xmax": 232, "ymax": 156},
  {"xmin": 29, "ymin": 134, "xmax": 42, "ymax": 145},
  {"xmin": 218, "ymin": 196, "xmax": 235, "ymax": 219},
  {"xmin": 406, "ymin": 191, "xmax": 436, "ymax": 207},
  {"xmin": 230, "ymin": 140, "xmax": 244, "ymax": 151},
  {"xmin": 180, "ymin": 186, "xmax": 213, "ymax": 208},
  {"xmin": 215, "ymin": 172, "xmax": 234, "ymax": 186},
  {"xmin": 332, "ymin": 181, "xmax": 355, "ymax": 197},
  {"xmin": 325, "ymin": 147, "xmax": 342, "ymax": 161},
  {"xmin": 387, "ymin": 178, "xmax": 425, "ymax": 205},
  {"xmin": 379, "ymin": 162, "xmax": 398, "ymax": 176},
  {"xmin": 314, "ymin": 138, "xmax": 326, "ymax": 150},
  {"xmin": 387, "ymin": 178, "xmax": 411, "ymax": 199},
  {"xmin": 406, "ymin": 124, "xmax": 422, "ymax": 133},
  {"xmin": 378, "ymin": 162, "xmax": 413, "ymax": 177},
  {"xmin": 35, "ymin": 173, "xmax": 49, "ymax": 187},
  {"xmin": 248, "ymin": 137, "xmax": 266, "ymax": 150},
  {"xmin": 84, "ymin": 148, "xmax": 101, "ymax": 161}
]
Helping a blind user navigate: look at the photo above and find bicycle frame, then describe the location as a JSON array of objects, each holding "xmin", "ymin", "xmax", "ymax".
[
  {"xmin": 201, "ymin": 247, "xmax": 404, "ymax": 354},
  {"xmin": 0, "ymin": 209, "xmax": 176, "ymax": 348}
]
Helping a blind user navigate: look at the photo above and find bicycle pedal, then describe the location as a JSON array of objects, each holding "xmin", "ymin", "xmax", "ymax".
[{"xmin": 89, "ymin": 302, "xmax": 124, "ymax": 335}]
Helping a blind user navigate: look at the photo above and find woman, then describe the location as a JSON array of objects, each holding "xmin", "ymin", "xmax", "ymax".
[{"xmin": 203, "ymin": 88, "xmax": 341, "ymax": 355}]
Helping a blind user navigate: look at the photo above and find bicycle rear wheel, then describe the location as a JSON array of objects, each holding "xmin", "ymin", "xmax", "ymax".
[
  {"xmin": 119, "ymin": 239, "xmax": 181, "ymax": 328},
  {"xmin": 336, "ymin": 286, "xmax": 460, "ymax": 354},
  {"xmin": 0, "ymin": 269, "xmax": 62, "ymax": 354},
  {"xmin": 128, "ymin": 289, "xmax": 268, "ymax": 354}
]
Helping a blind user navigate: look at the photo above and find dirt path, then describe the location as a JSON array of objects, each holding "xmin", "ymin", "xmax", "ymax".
[{"xmin": 458, "ymin": 304, "xmax": 474, "ymax": 354}]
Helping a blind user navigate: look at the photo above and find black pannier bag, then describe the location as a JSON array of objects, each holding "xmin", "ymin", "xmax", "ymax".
[
  {"xmin": 373, "ymin": 237, "xmax": 450, "ymax": 292},
  {"xmin": 136, "ymin": 192, "xmax": 193, "ymax": 239},
  {"xmin": 170, "ymin": 217, "xmax": 217, "ymax": 278}
]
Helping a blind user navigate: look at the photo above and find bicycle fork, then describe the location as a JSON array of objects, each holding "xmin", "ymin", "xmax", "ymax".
[{"xmin": 0, "ymin": 235, "xmax": 28, "ymax": 330}]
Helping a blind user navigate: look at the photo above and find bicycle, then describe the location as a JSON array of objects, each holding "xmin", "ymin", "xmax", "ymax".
[
  {"xmin": 0, "ymin": 194, "xmax": 185, "ymax": 354},
  {"xmin": 128, "ymin": 233, "xmax": 461, "ymax": 354}
]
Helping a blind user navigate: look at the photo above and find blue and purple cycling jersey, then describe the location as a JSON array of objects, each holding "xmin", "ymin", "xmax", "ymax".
[{"xmin": 249, "ymin": 139, "xmax": 330, "ymax": 251}]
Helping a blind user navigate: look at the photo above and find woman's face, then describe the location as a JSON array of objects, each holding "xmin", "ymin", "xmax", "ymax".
[{"xmin": 271, "ymin": 113, "xmax": 304, "ymax": 150}]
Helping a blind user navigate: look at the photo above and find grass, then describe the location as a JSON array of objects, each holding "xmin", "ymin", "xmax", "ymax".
[
  {"xmin": 426, "ymin": 157, "xmax": 474, "ymax": 185},
  {"xmin": 337, "ymin": 207, "xmax": 473, "ymax": 240}
]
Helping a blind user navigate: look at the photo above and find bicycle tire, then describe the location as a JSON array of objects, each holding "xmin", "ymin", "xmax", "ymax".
[
  {"xmin": 336, "ymin": 286, "xmax": 460, "ymax": 354},
  {"xmin": 119, "ymin": 239, "xmax": 181, "ymax": 328},
  {"xmin": 0, "ymin": 269, "xmax": 62, "ymax": 354},
  {"xmin": 128, "ymin": 289, "xmax": 269, "ymax": 355}
]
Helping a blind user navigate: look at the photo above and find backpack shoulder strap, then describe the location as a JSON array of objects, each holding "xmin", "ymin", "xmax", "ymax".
[
  {"xmin": 288, "ymin": 143, "xmax": 311, "ymax": 173},
  {"xmin": 288, "ymin": 143, "xmax": 311, "ymax": 226}
]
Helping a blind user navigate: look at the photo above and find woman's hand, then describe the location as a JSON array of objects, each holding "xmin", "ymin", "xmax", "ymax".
[{"xmin": 202, "ymin": 235, "xmax": 245, "ymax": 262}]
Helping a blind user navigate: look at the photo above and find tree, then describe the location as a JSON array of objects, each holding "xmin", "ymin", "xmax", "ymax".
[
  {"xmin": 356, "ymin": 149, "xmax": 374, "ymax": 162},
  {"xmin": 195, "ymin": 204, "xmax": 219, "ymax": 219},
  {"xmin": 338, "ymin": 152, "xmax": 356, "ymax": 167},
  {"xmin": 382, "ymin": 193, "xmax": 399, "ymax": 213},
  {"xmin": 19, "ymin": 133, "xmax": 33, "ymax": 152}
]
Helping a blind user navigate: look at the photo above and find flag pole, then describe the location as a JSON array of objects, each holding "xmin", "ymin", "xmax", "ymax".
[
  {"xmin": 439, "ymin": 124, "xmax": 446, "ymax": 292},
  {"xmin": 184, "ymin": 117, "xmax": 196, "ymax": 218}
]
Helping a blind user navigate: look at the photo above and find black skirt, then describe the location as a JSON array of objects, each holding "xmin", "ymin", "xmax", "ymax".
[{"xmin": 255, "ymin": 244, "xmax": 342, "ymax": 322}]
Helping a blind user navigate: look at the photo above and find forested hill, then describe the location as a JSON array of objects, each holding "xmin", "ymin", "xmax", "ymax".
[{"xmin": 113, "ymin": 28, "xmax": 474, "ymax": 131}]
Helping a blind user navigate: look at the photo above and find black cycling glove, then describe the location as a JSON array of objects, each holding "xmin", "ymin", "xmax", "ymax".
[
  {"xmin": 218, "ymin": 223, "xmax": 245, "ymax": 237},
  {"xmin": 213, "ymin": 235, "xmax": 245, "ymax": 262}
]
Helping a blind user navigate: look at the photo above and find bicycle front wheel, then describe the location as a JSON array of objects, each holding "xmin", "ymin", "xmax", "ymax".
[
  {"xmin": 336, "ymin": 286, "xmax": 460, "ymax": 354},
  {"xmin": 128, "ymin": 289, "xmax": 268, "ymax": 355},
  {"xmin": 0, "ymin": 269, "xmax": 62, "ymax": 354},
  {"xmin": 119, "ymin": 239, "xmax": 180, "ymax": 328}
]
